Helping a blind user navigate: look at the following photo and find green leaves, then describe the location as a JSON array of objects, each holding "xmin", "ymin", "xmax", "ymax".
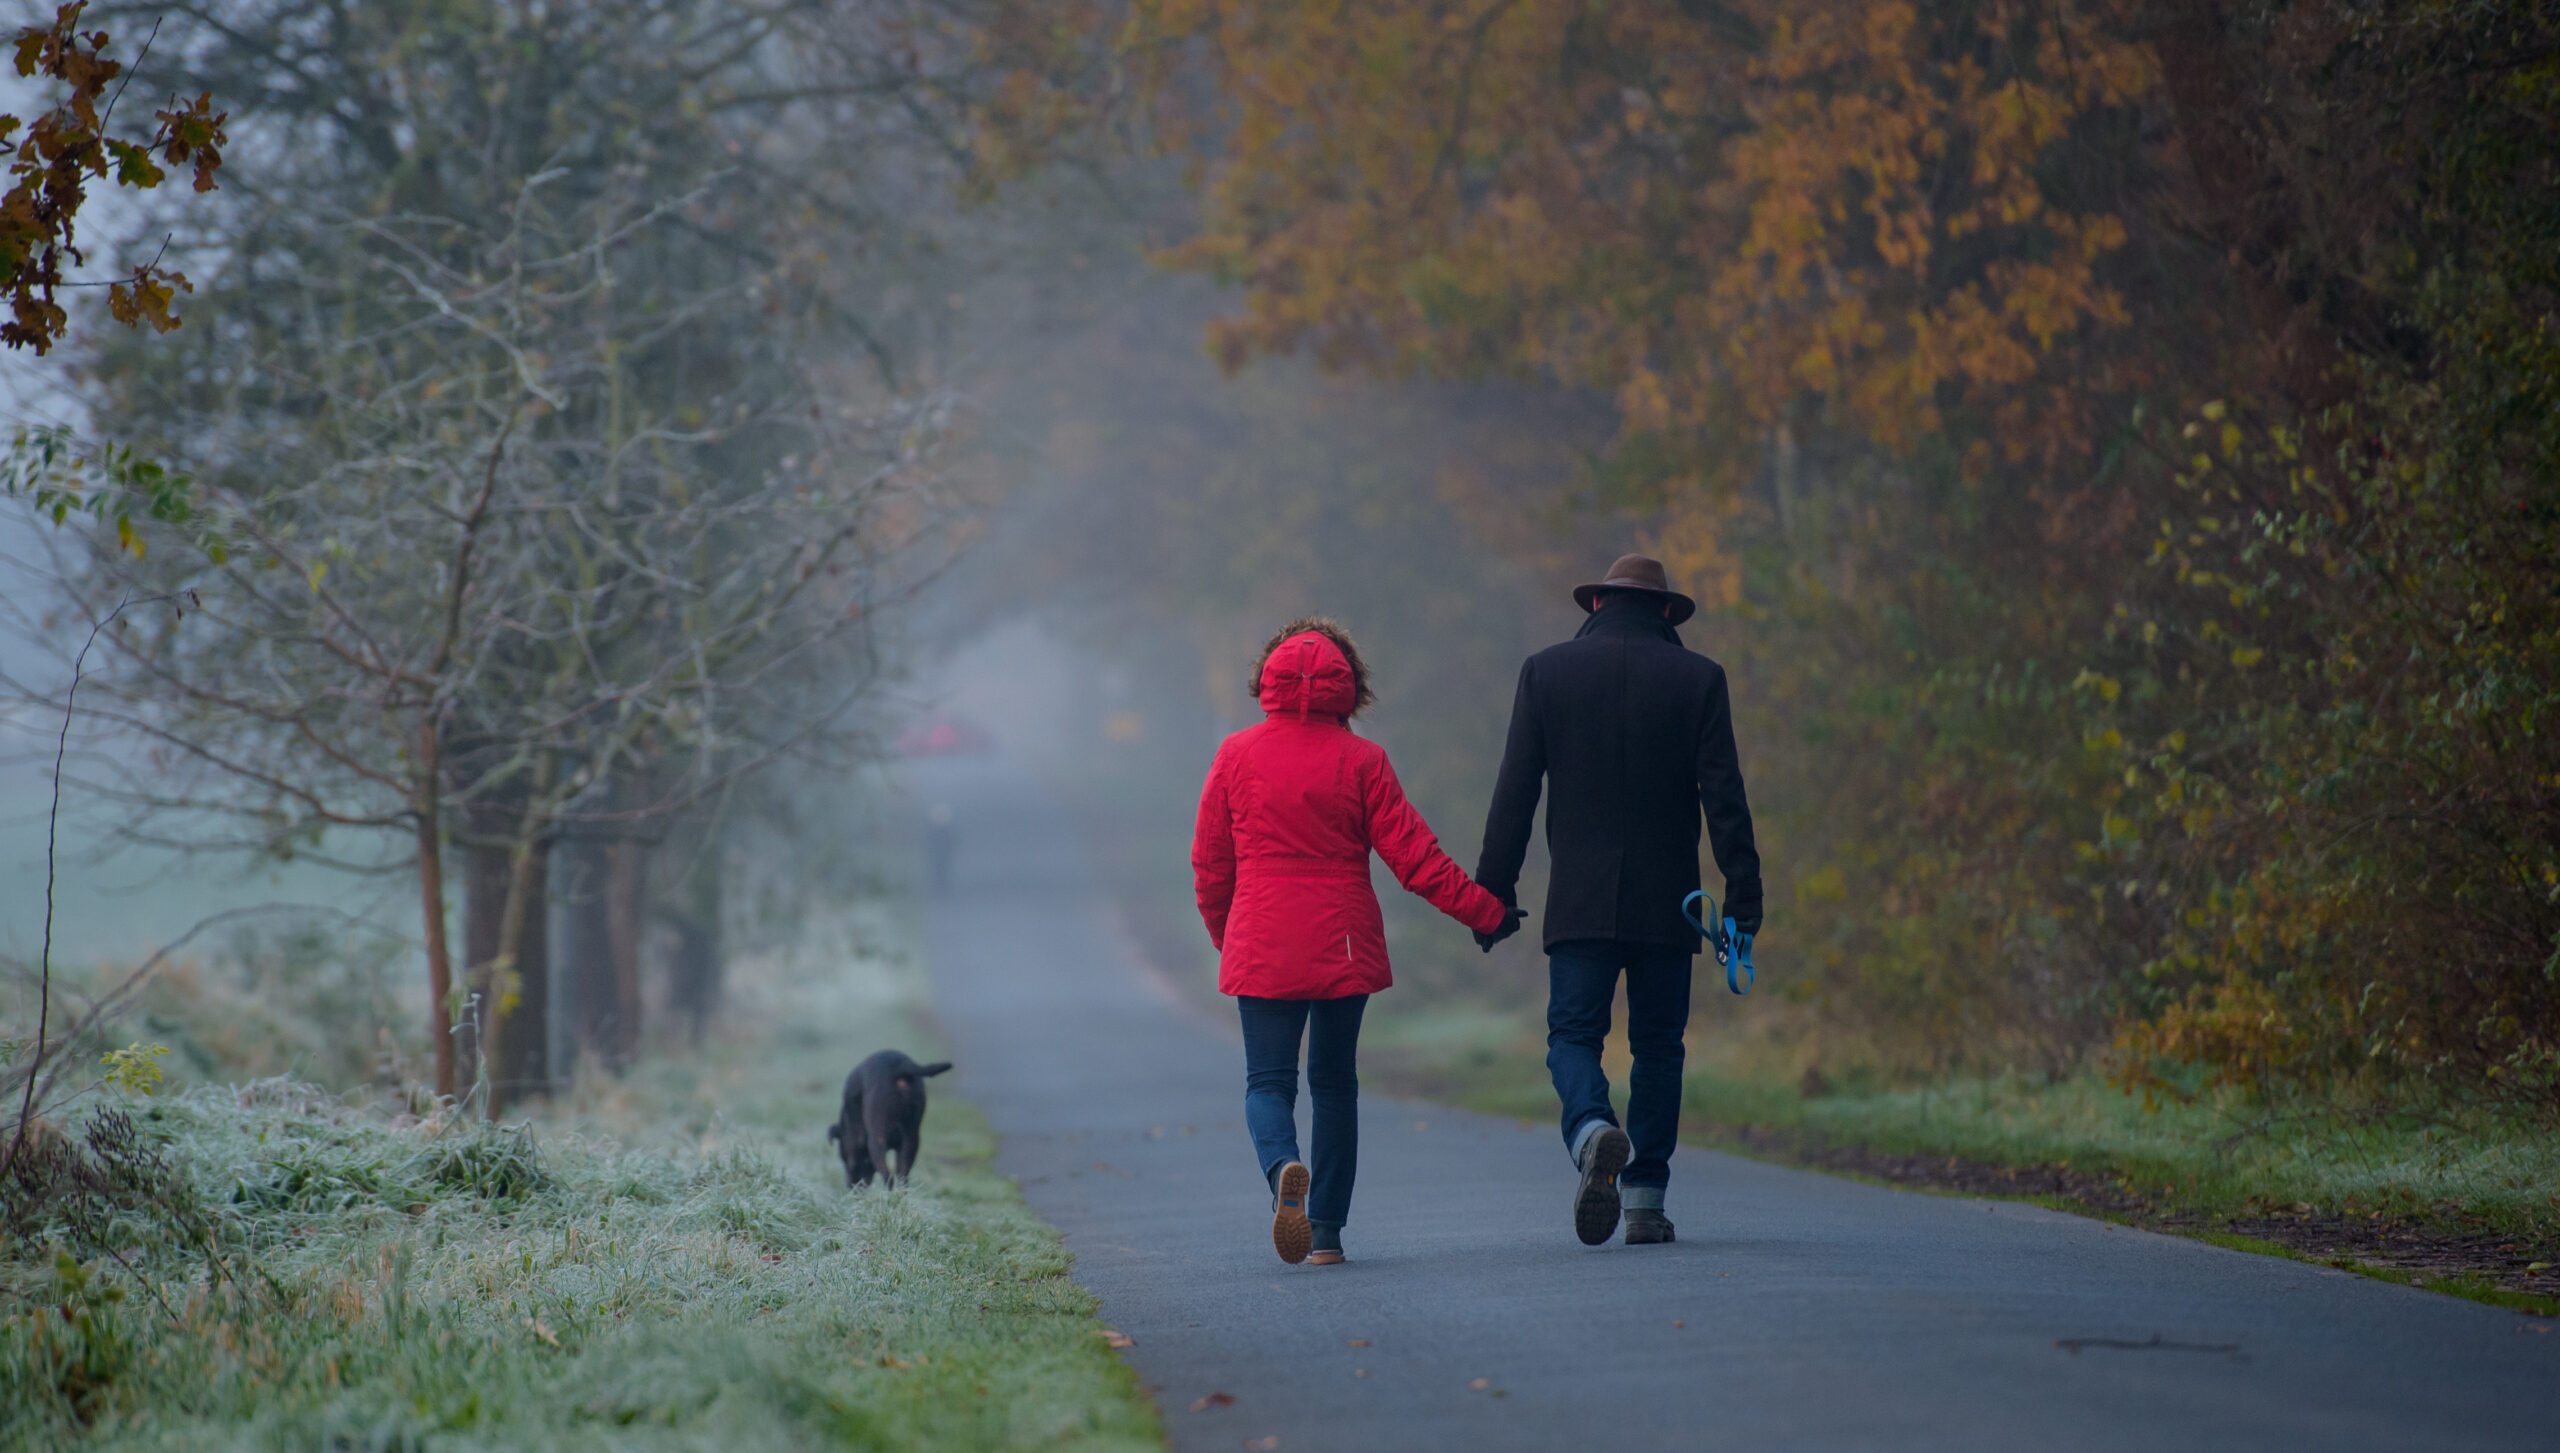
[{"xmin": 1, "ymin": 425, "xmax": 212, "ymax": 560}]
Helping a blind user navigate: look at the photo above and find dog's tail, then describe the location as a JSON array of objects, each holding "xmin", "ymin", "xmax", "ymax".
[
  {"xmin": 827, "ymin": 1123, "xmax": 841, "ymax": 1144},
  {"xmin": 917, "ymin": 1061, "xmax": 953, "ymax": 1077}
]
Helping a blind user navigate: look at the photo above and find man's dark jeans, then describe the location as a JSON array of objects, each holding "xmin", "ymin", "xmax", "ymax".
[
  {"xmin": 1547, "ymin": 941, "xmax": 1692, "ymax": 1200},
  {"xmin": 1238, "ymin": 993, "xmax": 1369, "ymax": 1227}
]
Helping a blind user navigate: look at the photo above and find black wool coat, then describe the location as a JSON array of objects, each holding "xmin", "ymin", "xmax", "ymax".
[{"xmin": 1474, "ymin": 598, "xmax": 1763, "ymax": 950}]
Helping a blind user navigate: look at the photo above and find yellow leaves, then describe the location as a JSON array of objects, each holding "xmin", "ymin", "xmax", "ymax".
[
  {"xmin": 1618, "ymin": 366, "xmax": 1673, "ymax": 434},
  {"xmin": 2112, "ymin": 970, "xmax": 2300, "ymax": 1105},
  {"xmin": 107, "ymin": 266, "xmax": 189, "ymax": 334},
  {"xmin": 2072, "ymin": 668, "xmax": 2122, "ymax": 703},
  {"xmin": 1098, "ymin": 0, "xmax": 2160, "ymax": 477},
  {"xmin": 100, "ymin": 1041, "xmax": 169, "ymax": 1095},
  {"xmin": 1646, "ymin": 494, "xmax": 1746, "ymax": 611},
  {"xmin": 1800, "ymin": 864, "xmax": 1849, "ymax": 902},
  {"xmin": 2230, "ymin": 645, "xmax": 2264, "ymax": 668}
]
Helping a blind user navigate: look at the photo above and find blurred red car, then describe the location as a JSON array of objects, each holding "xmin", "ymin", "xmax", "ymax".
[{"xmin": 896, "ymin": 716, "xmax": 995, "ymax": 757}]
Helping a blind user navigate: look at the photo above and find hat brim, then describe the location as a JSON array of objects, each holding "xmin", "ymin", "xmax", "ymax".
[{"xmin": 1573, "ymin": 581, "xmax": 1697, "ymax": 626}]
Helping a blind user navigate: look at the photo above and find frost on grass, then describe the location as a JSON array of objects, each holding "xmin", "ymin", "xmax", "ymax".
[{"xmin": 0, "ymin": 905, "xmax": 1157, "ymax": 1451}]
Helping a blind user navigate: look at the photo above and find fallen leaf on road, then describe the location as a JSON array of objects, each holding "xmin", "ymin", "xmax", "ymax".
[
  {"xmin": 1098, "ymin": 1330, "xmax": 1134, "ymax": 1348},
  {"xmin": 1353, "ymin": 1369, "xmax": 1371, "ymax": 1378},
  {"xmin": 1414, "ymin": 1120, "xmax": 1430, "ymax": 1131},
  {"xmin": 1191, "ymin": 1392, "xmax": 1235, "ymax": 1412},
  {"xmin": 1673, "ymin": 1321, "xmax": 1686, "ymax": 1329},
  {"xmin": 1346, "ymin": 1338, "xmax": 1369, "ymax": 1347},
  {"xmin": 1469, "ymin": 1378, "xmax": 1489, "ymax": 1391},
  {"xmin": 1244, "ymin": 1438, "xmax": 1281, "ymax": 1451}
]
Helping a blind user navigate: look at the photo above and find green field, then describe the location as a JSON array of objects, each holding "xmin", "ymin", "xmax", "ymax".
[{"xmin": 0, "ymin": 903, "xmax": 1160, "ymax": 1451}]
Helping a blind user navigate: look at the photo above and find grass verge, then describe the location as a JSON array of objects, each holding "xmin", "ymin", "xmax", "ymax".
[
  {"xmin": 1367, "ymin": 1014, "xmax": 2560, "ymax": 1317},
  {"xmin": 0, "ymin": 902, "xmax": 1162, "ymax": 1451}
]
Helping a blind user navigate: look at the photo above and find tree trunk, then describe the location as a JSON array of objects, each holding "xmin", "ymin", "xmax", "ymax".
[
  {"xmin": 567, "ymin": 828, "xmax": 650, "ymax": 1073},
  {"xmin": 460, "ymin": 824, "xmax": 506, "ymax": 1090},
  {"xmin": 666, "ymin": 825, "xmax": 722, "ymax": 1045},
  {"xmin": 484, "ymin": 833, "xmax": 550, "ymax": 1118},
  {"xmin": 414, "ymin": 719, "xmax": 456, "ymax": 1101},
  {"xmin": 606, "ymin": 835, "xmax": 648, "ymax": 1066},
  {"xmin": 567, "ymin": 836, "xmax": 619, "ymax": 1071},
  {"xmin": 466, "ymin": 785, "xmax": 554, "ymax": 1118}
]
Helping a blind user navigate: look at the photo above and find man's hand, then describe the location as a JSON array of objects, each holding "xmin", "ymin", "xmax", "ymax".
[{"xmin": 1474, "ymin": 903, "xmax": 1527, "ymax": 952}]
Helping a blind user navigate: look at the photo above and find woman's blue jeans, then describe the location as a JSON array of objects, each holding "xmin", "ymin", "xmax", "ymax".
[{"xmin": 1237, "ymin": 993, "xmax": 1369, "ymax": 1228}]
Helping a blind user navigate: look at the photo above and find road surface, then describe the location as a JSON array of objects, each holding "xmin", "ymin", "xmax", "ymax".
[{"xmin": 917, "ymin": 756, "xmax": 2559, "ymax": 1452}]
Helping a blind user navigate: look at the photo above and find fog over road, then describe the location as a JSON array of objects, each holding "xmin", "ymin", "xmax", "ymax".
[{"xmin": 917, "ymin": 755, "xmax": 2559, "ymax": 1452}]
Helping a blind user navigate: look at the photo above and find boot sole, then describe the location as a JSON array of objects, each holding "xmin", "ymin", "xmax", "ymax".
[
  {"xmin": 1574, "ymin": 1127, "xmax": 1631, "ymax": 1246},
  {"xmin": 1272, "ymin": 1162, "xmax": 1312, "ymax": 1265}
]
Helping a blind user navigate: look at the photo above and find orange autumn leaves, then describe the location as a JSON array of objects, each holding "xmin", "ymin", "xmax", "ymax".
[{"xmin": 1020, "ymin": 0, "xmax": 2156, "ymax": 494}]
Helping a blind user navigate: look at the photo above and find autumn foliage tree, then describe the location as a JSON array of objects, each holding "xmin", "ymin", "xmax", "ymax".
[{"xmin": 986, "ymin": 0, "xmax": 2560, "ymax": 1105}]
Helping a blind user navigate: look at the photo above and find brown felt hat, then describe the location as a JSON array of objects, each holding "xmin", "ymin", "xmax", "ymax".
[{"xmin": 1572, "ymin": 553, "xmax": 1696, "ymax": 626}]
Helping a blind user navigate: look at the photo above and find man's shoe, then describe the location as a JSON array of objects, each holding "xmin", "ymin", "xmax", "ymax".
[
  {"xmin": 1624, "ymin": 1208, "xmax": 1675, "ymax": 1244},
  {"xmin": 1573, "ymin": 1126, "xmax": 1631, "ymax": 1246},
  {"xmin": 1271, "ymin": 1162, "xmax": 1312, "ymax": 1264}
]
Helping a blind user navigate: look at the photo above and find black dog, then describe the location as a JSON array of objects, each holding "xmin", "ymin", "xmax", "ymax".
[{"xmin": 826, "ymin": 1050, "xmax": 951, "ymax": 1187}]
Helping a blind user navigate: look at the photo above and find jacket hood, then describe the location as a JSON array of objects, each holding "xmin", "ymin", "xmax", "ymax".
[{"xmin": 1258, "ymin": 631, "xmax": 1358, "ymax": 722}]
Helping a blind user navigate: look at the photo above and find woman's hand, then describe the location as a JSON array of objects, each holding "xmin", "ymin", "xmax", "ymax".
[{"xmin": 1474, "ymin": 903, "xmax": 1527, "ymax": 953}]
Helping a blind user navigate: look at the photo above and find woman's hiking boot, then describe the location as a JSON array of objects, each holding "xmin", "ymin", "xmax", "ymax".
[
  {"xmin": 1623, "ymin": 1208, "xmax": 1675, "ymax": 1244},
  {"xmin": 1307, "ymin": 1222, "xmax": 1345, "ymax": 1265},
  {"xmin": 1271, "ymin": 1161, "xmax": 1313, "ymax": 1264},
  {"xmin": 1572, "ymin": 1125, "xmax": 1631, "ymax": 1245}
]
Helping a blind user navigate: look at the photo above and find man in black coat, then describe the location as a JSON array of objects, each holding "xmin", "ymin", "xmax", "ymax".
[{"xmin": 1474, "ymin": 553, "xmax": 1763, "ymax": 1246}]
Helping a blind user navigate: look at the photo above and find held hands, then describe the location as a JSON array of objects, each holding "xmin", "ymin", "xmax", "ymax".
[{"xmin": 1474, "ymin": 901, "xmax": 1527, "ymax": 953}]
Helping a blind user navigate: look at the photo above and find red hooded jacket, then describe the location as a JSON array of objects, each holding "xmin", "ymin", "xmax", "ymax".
[{"xmin": 1191, "ymin": 631, "xmax": 1507, "ymax": 999}]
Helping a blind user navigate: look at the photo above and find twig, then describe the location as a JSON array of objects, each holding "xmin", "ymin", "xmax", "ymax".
[
  {"xmin": 99, "ymin": 19, "xmax": 165, "ymax": 133},
  {"xmin": 100, "ymin": 1241, "xmax": 177, "ymax": 1322},
  {"xmin": 2, "ymin": 590, "xmax": 188, "ymax": 1184}
]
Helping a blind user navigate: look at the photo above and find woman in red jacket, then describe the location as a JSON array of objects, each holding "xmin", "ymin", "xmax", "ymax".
[{"xmin": 1192, "ymin": 619, "xmax": 1519, "ymax": 1264}]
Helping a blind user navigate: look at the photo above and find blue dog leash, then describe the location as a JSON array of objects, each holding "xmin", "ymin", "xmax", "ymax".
[{"xmin": 1681, "ymin": 891, "xmax": 1755, "ymax": 995}]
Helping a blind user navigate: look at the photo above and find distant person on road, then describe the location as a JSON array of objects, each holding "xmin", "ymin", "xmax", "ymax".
[
  {"xmin": 1474, "ymin": 554, "xmax": 1763, "ymax": 1247},
  {"xmin": 1192, "ymin": 618, "xmax": 1522, "ymax": 1266},
  {"xmin": 924, "ymin": 802, "xmax": 957, "ymax": 894}
]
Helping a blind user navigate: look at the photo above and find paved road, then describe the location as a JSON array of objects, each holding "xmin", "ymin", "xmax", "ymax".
[{"xmin": 916, "ymin": 757, "xmax": 2559, "ymax": 1452}]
